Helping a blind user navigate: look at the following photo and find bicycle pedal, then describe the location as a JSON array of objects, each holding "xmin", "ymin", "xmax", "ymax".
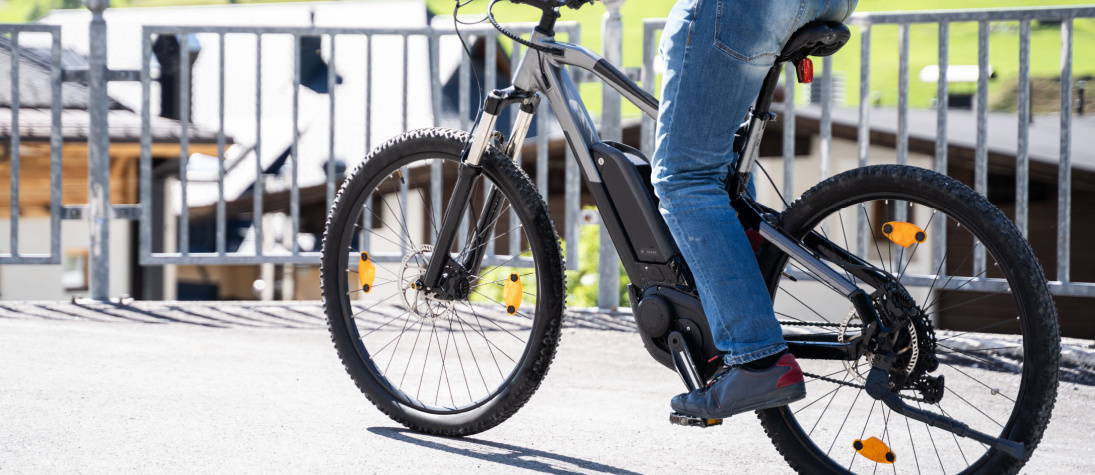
[{"xmin": 669, "ymin": 412, "xmax": 722, "ymax": 428}]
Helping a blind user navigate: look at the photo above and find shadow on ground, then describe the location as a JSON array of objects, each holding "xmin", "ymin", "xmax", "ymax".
[{"xmin": 367, "ymin": 427, "xmax": 640, "ymax": 475}]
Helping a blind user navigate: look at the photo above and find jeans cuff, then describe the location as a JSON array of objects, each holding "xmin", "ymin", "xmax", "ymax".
[{"xmin": 722, "ymin": 342, "xmax": 788, "ymax": 366}]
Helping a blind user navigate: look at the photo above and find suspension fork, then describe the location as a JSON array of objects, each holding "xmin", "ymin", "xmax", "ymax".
[
  {"xmin": 463, "ymin": 97, "xmax": 539, "ymax": 277},
  {"xmin": 421, "ymin": 89, "xmax": 537, "ymax": 290}
]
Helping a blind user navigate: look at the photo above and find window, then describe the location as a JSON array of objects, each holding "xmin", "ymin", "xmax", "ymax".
[{"xmin": 62, "ymin": 249, "xmax": 88, "ymax": 291}]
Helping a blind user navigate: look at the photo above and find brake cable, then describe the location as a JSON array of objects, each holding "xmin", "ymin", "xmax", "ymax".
[{"xmin": 486, "ymin": 0, "xmax": 562, "ymax": 54}]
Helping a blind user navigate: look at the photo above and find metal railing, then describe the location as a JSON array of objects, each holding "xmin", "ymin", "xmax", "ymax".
[
  {"xmin": 135, "ymin": 21, "xmax": 584, "ymax": 271},
  {"xmin": 3, "ymin": 3, "xmax": 1094, "ymax": 304},
  {"xmin": 641, "ymin": 5, "xmax": 1095, "ymax": 297},
  {"xmin": 0, "ymin": 23, "xmax": 62, "ymax": 265}
]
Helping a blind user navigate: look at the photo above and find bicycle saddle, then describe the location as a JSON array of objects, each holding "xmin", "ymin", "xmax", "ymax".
[{"xmin": 777, "ymin": 21, "xmax": 851, "ymax": 63}]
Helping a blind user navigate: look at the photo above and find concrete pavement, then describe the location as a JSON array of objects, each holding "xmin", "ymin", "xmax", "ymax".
[{"xmin": 0, "ymin": 301, "xmax": 1092, "ymax": 473}]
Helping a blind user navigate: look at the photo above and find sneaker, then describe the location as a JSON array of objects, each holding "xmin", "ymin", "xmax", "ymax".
[{"xmin": 670, "ymin": 353, "xmax": 806, "ymax": 419}]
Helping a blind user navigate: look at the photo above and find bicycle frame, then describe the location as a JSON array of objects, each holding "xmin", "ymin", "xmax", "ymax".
[
  {"xmin": 404, "ymin": 15, "xmax": 1032, "ymax": 456},
  {"xmin": 422, "ymin": 28, "xmax": 892, "ymax": 362}
]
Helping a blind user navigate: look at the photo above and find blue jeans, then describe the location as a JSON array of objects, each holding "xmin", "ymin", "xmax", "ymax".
[{"xmin": 652, "ymin": 0, "xmax": 857, "ymax": 365}]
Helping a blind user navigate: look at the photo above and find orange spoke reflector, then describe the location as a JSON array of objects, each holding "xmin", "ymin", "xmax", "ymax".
[
  {"xmin": 853, "ymin": 437, "xmax": 895, "ymax": 464},
  {"xmin": 357, "ymin": 252, "xmax": 376, "ymax": 293},
  {"xmin": 882, "ymin": 221, "xmax": 927, "ymax": 248},
  {"xmin": 503, "ymin": 273, "xmax": 523, "ymax": 315}
]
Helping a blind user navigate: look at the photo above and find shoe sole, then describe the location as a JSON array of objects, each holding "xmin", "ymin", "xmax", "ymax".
[
  {"xmin": 728, "ymin": 382, "xmax": 807, "ymax": 415},
  {"xmin": 677, "ymin": 382, "xmax": 807, "ymax": 420}
]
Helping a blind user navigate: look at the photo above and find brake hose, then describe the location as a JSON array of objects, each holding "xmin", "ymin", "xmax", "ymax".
[{"xmin": 486, "ymin": 0, "xmax": 564, "ymax": 55}]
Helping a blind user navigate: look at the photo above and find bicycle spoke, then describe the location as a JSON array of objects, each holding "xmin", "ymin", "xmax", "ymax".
[
  {"xmin": 776, "ymin": 311, "xmax": 839, "ymax": 334},
  {"xmin": 861, "ymin": 204, "xmax": 889, "ymax": 274},
  {"xmin": 458, "ymin": 202, "xmax": 515, "ymax": 264},
  {"xmin": 795, "ymin": 376, "xmax": 846, "ymax": 416},
  {"xmin": 903, "ymin": 411, "xmax": 922, "ymax": 475},
  {"xmin": 779, "ymin": 286, "xmax": 836, "ymax": 325},
  {"xmin": 937, "ymin": 361, "xmax": 1011, "ymax": 402},
  {"xmin": 457, "ymin": 301, "xmax": 515, "ymax": 369},
  {"xmin": 470, "ymin": 271, "xmax": 534, "ymax": 290},
  {"xmin": 881, "ymin": 406, "xmax": 895, "ymax": 475},
  {"xmin": 835, "ymin": 211, "xmax": 859, "ymax": 286},
  {"xmin": 938, "ymin": 403, "xmax": 974, "ymax": 465},
  {"xmin": 921, "ymin": 252, "xmax": 976, "ymax": 310},
  {"xmin": 916, "ymin": 401, "xmax": 947, "ymax": 474},
  {"xmin": 936, "ymin": 318, "xmax": 1018, "ymax": 343},
  {"xmin": 347, "ymin": 279, "xmax": 395, "ymax": 295},
  {"xmin": 927, "ymin": 292, "xmax": 997, "ymax": 318},
  {"xmin": 897, "ymin": 209, "xmax": 937, "ymax": 281},
  {"xmin": 787, "ymin": 261, "xmax": 845, "ymax": 296},
  {"xmin": 351, "ymin": 291, "xmax": 403, "ymax": 319},
  {"xmin": 398, "ymin": 317, "xmax": 426, "ymax": 388},
  {"xmin": 472, "ymin": 289, "xmax": 534, "ymax": 320},
  {"xmin": 382, "ymin": 313, "xmax": 420, "ymax": 375},
  {"xmin": 944, "ymin": 386, "xmax": 1004, "ymax": 428},
  {"xmin": 416, "ymin": 321, "xmax": 438, "ymax": 399},
  {"xmin": 804, "ymin": 364, "xmax": 861, "ymax": 385},
  {"xmin": 828, "ymin": 387, "xmax": 864, "ymax": 455},
  {"xmin": 454, "ymin": 315, "xmax": 491, "ymax": 395},
  {"xmin": 445, "ymin": 313, "xmax": 475, "ymax": 403},
  {"xmin": 939, "ymin": 344, "xmax": 1018, "ymax": 353},
  {"xmin": 937, "ymin": 345, "xmax": 1019, "ymax": 374},
  {"xmin": 808, "ymin": 373, "xmax": 849, "ymax": 436},
  {"xmin": 923, "ymin": 268, "xmax": 989, "ymax": 310},
  {"xmin": 360, "ymin": 309, "xmax": 412, "ymax": 338}
]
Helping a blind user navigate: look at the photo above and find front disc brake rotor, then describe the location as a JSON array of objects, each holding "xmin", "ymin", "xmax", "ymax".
[{"xmin": 399, "ymin": 245, "xmax": 454, "ymax": 319}]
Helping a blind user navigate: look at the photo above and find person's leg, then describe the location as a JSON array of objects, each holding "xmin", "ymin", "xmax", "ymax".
[
  {"xmin": 652, "ymin": 0, "xmax": 808, "ymax": 365},
  {"xmin": 655, "ymin": 0, "xmax": 861, "ymax": 418}
]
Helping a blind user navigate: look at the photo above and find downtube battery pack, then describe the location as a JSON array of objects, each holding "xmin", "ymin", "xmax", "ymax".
[{"xmin": 591, "ymin": 142, "xmax": 678, "ymax": 264}]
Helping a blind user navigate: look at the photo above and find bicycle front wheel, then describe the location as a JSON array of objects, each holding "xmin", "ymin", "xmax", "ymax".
[
  {"xmin": 321, "ymin": 128, "xmax": 565, "ymax": 436},
  {"xmin": 758, "ymin": 165, "xmax": 1059, "ymax": 474}
]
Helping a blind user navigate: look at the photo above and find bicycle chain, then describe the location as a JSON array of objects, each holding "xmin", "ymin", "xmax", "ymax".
[
  {"xmin": 779, "ymin": 320, "xmax": 929, "ymax": 403},
  {"xmin": 777, "ymin": 320, "xmax": 860, "ymax": 328}
]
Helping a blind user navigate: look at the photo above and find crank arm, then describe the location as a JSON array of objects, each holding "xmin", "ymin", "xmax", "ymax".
[
  {"xmin": 667, "ymin": 331, "xmax": 703, "ymax": 392},
  {"xmin": 864, "ymin": 366, "xmax": 1026, "ymax": 460}
]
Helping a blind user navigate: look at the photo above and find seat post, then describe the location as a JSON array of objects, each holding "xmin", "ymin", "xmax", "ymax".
[
  {"xmin": 753, "ymin": 65, "xmax": 784, "ymax": 118},
  {"xmin": 733, "ymin": 65, "xmax": 784, "ymax": 194}
]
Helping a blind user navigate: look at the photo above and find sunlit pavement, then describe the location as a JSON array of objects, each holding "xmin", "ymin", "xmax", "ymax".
[{"xmin": 0, "ymin": 301, "xmax": 1091, "ymax": 473}]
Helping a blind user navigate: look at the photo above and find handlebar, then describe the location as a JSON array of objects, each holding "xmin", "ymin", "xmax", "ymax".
[{"xmin": 509, "ymin": 0, "xmax": 596, "ymax": 12}]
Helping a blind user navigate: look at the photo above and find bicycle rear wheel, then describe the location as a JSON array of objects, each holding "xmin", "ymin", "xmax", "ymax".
[
  {"xmin": 321, "ymin": 128, "xmax": 565, "ymax": 436},
  {"xmin": 757, "ymin": 165, "xmax": 1059, "ymax": 474}
]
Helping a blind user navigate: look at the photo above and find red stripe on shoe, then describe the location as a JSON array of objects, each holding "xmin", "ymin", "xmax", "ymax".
[{"xmin": 775, "ymin": 353, "xmax": 804, "ymax": 389}]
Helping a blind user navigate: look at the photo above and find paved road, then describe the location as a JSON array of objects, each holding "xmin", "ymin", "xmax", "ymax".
[{"xmin": 1, "ymin": 301, "xmax": 1092, "ymax": 473}]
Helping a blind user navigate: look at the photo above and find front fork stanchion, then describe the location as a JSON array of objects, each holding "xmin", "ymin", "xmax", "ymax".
[
  {"xmin": 422, "ymin": 88, "xmax": 535, "ymax": 290},
  {"xmin": 463, "ymin": 98, "xmax": 539, "ymax": 276},
  {"xmin": 422, "ymin": 162, "xmax": 483, "ymax": 289}
]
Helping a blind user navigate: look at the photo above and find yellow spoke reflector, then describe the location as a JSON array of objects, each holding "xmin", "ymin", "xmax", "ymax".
[
  {"xmin": 853, "ymin": 437, "xmax": 895, "ymax": 464},
  {"xmin": 503, "ymin": 273, "xmax": 523, "ymax": 315},
  {"xmin": 882, "ymin": 221, "xmax": 926, "ymax": 248},
  {"xmin": 357, "ymin": 252, "xmax": 376, "ymax": 293}
]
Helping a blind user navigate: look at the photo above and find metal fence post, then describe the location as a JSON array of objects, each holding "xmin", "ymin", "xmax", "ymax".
[
  {"xmin": 87, "ymin": 0, "xmax": 111, "ymax": 301},
  {"xmin": 598, "ymin": 0, "xmax": 624, "ymax": 310}
]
